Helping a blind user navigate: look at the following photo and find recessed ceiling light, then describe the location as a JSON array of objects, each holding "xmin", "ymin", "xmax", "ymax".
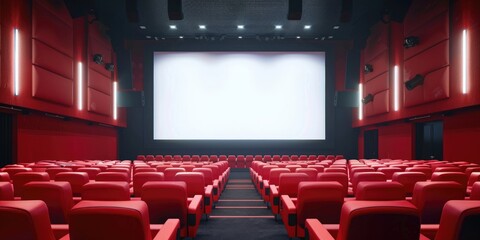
[
  {"xmin": 179, "ymin": 36, "xmax": 184, "ymax": 39},
  {"xmin": 154, "ymin": 37, "xmax": 158, "ymax": 40},
  {"xmin": 304, "ymin": 25, "xmax": 311, "ymax": 29},
  {"xmin": 314, "ymin": 37, "xmax": 319, "ymax": 40},
  {"xmin": 145, "ymin": 35, "xmax": 151, "ymax": 39},
  {"xmin": 333, "ymin": 25, "xmax": 340, "ymax": 30},
  {"xmin": 321, "ymin": 36, "xmax": 326, "ymax": 40},
  {"xmin": 296, "ymin": 36, "xmax": 301, "ymax": 39},
  {"xmin": 199, "ymin": 25, "xmax": 206, "ymax": 29},
  {"xmin": 328, "ymin": 35, "xmax": 333, "ymax": 39},
  {"xmin": 237, "ymin": 25, "xmax": 244, "ymax": 29},
  {"xmin": 275, "ymin": 25, "xmax": 282, "ymax": 30},
  {"xmin": 139, "ymin": 25, "xmax": 147, "ymax": 30},
  {"xmin": 238, "ymin": 36, "xmax": 243, "ymax": 39},
  {"xmin": 161, "ymin": 37, "xmax": 165, "ymax": 40},
  {"xmin": 169, "ymin": 25, "xmax": 177, "ymax": 30}
]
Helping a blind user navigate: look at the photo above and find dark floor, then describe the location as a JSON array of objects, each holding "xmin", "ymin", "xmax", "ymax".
[{"xmin": 195, "ymin": 169, "xmax": 289, "ymax": 240}]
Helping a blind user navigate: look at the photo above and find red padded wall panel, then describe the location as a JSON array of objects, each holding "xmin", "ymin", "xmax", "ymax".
[
  {"xmin": 364, "ymin": 72, "xmax": 389, "ymax": 95},
  {"xmin": 32, "ymin": 66, "xmax": 74, "ymax": 106},
  {"xmin": 404, "ymin": 0, "xmax": 448, "ymax": 35},
  {"xmin": 364, "ymin": 51, "xmax": 389, "ymax": 82},
  {"xmin": 88, "ymin": 69, "xmax": 112, "ymax": 95},
  {"xmin": 378, "ymin": 122, "xmax": 414, "ymax": 160},
  {"xmin": 87, "ymin": 88, "xmax": 111, "ymax": 116},
  {"xmin": 32, "ymin": 40, "xmax": 73, "ymax": 79},
  {"xmin": 32, "ymin": 0, "xmax": 73, "ymax": 58},
  {"xmin": 423, "ymin": 67, "xmax": 449, "ymax": 103},
  {"xmin": 404, "ymin": 12, "xmax": 449, "ymax": 60},
  {"xmin": 88, "ymin": 35, "xmax": 112, "ymax": 78},
  {"xmin": 444, "ymin": 110, "xmax": 480, "ymax": 164},
  {"xmin": 364, "ymin": 90, "xmax": 389, "ymax": 117},
  {"xmin": 364, "ymin": 23, "xmax": 389, "ymax": 63}
]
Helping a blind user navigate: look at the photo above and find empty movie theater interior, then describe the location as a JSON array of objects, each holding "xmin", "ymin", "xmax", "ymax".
[{"xmin": 1, "ymin": 0, "xmax": 480, "ymax": 239}]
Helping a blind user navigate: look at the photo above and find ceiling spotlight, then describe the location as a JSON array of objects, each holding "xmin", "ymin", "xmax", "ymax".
[
  {"xmin": 104, "ymin": 63, "xmax": 115, "ymax": 72},
  {"xmin": 237, "ymin": 25, "xmax": 244, "ymax": 29},
  {"xmin": 139, "ymin": 25, "xmax": 147, "ymax": 30},
  {"xmin": 154, "ymin": 37, "xmax": 159, "ymax": 40},
  {"xmin": 238, "ymin": 36, "xmax": 243, "ymax": 39},
  {"xmin": 169, "ymin": 25, "xmax": 177, "ymax": 30},
  {"xmin": 145, "ymin": 35, "xmax": 152, "ymax": 39},
  {"xmin": 161, "ymin": 37, "xmax": 165, "ymax": 40},
  {"xmin": 199, "ymin": 25, "xmax": 206, "ymax": 29},
  {"xmin": 304, "ymin": 25, "xmax": 311, "ymax": 29},
  {"xmin": 275, "ymin": 25, "xmax": 282, "ymax": 30},
  {"xmin": 296, "ymin": 36, "xmax": 301, "ymax": 39},
  {"xmin": 328, "ymin": 35, "xmax": 333, "ymax": 39},
  {"xmin": 179, "ymin": 36, "xmax": 184, "ymax": 39},
  {"xmin": 321, "ymin": 36, "xmax": 326, "ymax": 40},
  {"xmin": 333, "ymin": 25, "xmax": 340, "ymax": 30},
  {"xmin": 314, "ymin": 37, "xmax": 319, "ymax": 40},
  {"xmin": 93, "ymin": 54, "xmax": 103, "ymax": 65}
]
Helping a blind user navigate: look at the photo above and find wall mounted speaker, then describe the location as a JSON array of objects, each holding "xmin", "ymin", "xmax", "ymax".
[
  {"xmin": 364, "ymin": 64, "xmax": 374, "ymax": 74},
  {"xmin": 404, "ymin": 36, "xmax": 420, "ymax": 48},
  {"xmin": 334, "ymin": 91, "xmax": 359, "ymax": 107},
  {"xmin": 362, "ymin": 94, "xmax": 374, "ymax": 104},
  {"xmin": 405, "ymin": 74, "xmax": 424, "ymax": 90},
  {"xmin": 168, "ymin": 0, "xmax": 184, "ymax": 20},
  {"xmin": 288, "ymin": 0, "xmax": 302, "ymax": 20}
]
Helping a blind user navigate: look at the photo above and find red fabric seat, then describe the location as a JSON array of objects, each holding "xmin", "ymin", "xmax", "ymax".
[
  {"xmin": 174, "ymin": 172, "xmax": 213, "ymax": 215},
  {"xmin": 355, "ymin": 181, "xmax": 406, "ymax": 201},
  {"xmin": 133, "ymin": 172, "xmax": 165, "ymax": 197},
  {"xmin": 431, "ymin": 172, "xmax": 468, "ymax": 191},
  {"xmin": 270, "ymin": 173, "xmax": 310, "ymax": 215},
  {"xmin": 45, "ymin": 167, "xmax": 73, "ymax": 179},
  {"xmin": 406, "ymin": 167, "xmax": 433, "ymax": 179},
  {"xmin": 179, "ymin": 165, "xmax": 195, "ymax": 172},
  {"xmin": 12, "ymin": 172, "xmax": 50, "ymax": 197},
  {"xmin": 82, "ymin": 181, "xmax": 131, "ymax": 201},
  {"xmin": 95, "ymin": 172, "xmax": 129, "ymax": 182},
  {"xmin": 193, "ymin": 168, "xmax": 219, "ymax": 202},
  {"xmin": 412, "ymin": 181, "xmax": 465, "ymax": 224},
  {"xmin": 295, "ymin": 168, "xmax": 318, "ymax": 180},
  {"xmin": 377, "ymin": 167, "xmax": 403, "ymax": 179},
  {"xmin": 317, "ymin": 172, "xmax": 349, "ymax": 197},
  {"xmin": 76, "ymin": 167, "xmax": 102, "ymax": 179},
  {"xmin": 0, "ymin": 172, "xmax": 11, "ymax": 182},
  {"xmin": 237, "ymin": 155, "xmax": 246, "ymax": 168},
  {"xmin": 263, "ymin": 168, "xmax": 290, "ymax": 202},
  {"xmin": 141, "ymin": 181, "xmax": 202, "ymax": 238},
  {"xmin": 434, "ymin": 200, "xmax": 480, "ymax": 240},
  {"xmin": 67, "ymin": 200, "xmax": 180, "ymax": 240},
  {"xmin": 0, "ymin": 182, "xmax": 14, "ymax": 200},
  {"xmin": 21, "ymin": 181, "xmax": 73, "ymax": 224},
  {"xmin": 1, "ymin": 167, "xmax": 32, "ymax": 179},
  {"xmin": 281, "ymin": 182, "xmax": 344, "ymax": 238},
  {"xmin": 470, "ymin": 182, "xmax": 480, "ymax": 200},
  {"xmin": 164, "ymin": 168, "xmax": 186, "ymax": 181},
  {"xmin": 305, "ymin": 200, "xmax": 421, "ymax": 240},
  {"xmin": 392, "ymin": 172, "xmax": 428, "ymax": 196},
  {"xmin": 351, "ymin": 172, "xmax": 387, "ymax": 195},
  {"xmin": 54, "ymin": 172, "xmax": 89, "ymax": 197}
]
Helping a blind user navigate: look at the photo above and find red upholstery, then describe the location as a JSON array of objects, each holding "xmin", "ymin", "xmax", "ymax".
[
  {"xmin": 281, "ymin": 182, "xmax": 344, "ymax": 238},
  {"xmin": 77, "ymin": 167, "xmax": 102, "ymax": 179},
  {"xmin": 0, "ymin": 200, "xmax": 56, "ymax": 240},
  {"xmin": 133, "ymin": 172, "xmax": 165, "ymax": 197},
  {"xmin": 0, "ymin": 182, "xmax": 14, "ymax": 200},
  {"xmin": 95, "ymin": 172, "xmax": 129, "ymax": 182},
  {"xmin": 286, "ymin": 165, "xmax": 302, "ymax": 173},
  {"xmin": 434, "ymin": 167, "xmax": 462, "ymax": 173},
  {"xmin": 45, "ymin": 167, "xmax": 72, "ymax": 179},
  {"xmin": 392, "ymin": 172, "xmax": 428, "ymax": 196},
  {"xmin": 295, "ymin": 168, "xmax": 318, "ymax": 180},
  {"xmin": 12, "ymin": 172, "xmax": 50, "ymax": 197},
  {"xmin": 82, "ymin": 181, "xmax": 130, "ymax": 201},
  {"xmin": 435, "ymin": 200, "xmax": 480, "ymax": 240},
  {"xmin": 105, "ymin": 167, "xmax": 131, "ymax": 180},
  {"xmin": 21, "ymin": 181, "xmax": 73, "ymax": 224},
  {"xmin": 325, "ymin": 167, "xmax": 347, "ymax": 174},
  {"xmin": 431, "ymin": 172, "xmax": 468, "ymax": 190},
  {"xmin": 355, "ymin": 182, "xmax": 406, "ymax": 201},
  {"xmin": 0, "ymin": 172, "xmax": 11, "ymax": 182},
  {"xmin": 465, "ymin": 167, "xmax": 480, "ymax": 177},
  {"xmin": 270, "ymin": 173, "xmax": 310, "ymax": 215},
  {"xmin": 307, "ymin": 165, "xmax": 325, "ymax": 173},
  {"xmin": 470, "ymin": 182, "xmax": 480, "ymax": 200},
  {"xmin": 68, "ymin": 200, "xmax": 180, "ymax": 240},
  {"xmin": 237, "ymin": 155, "xmax": 246, "ymax": 168},
  {"xmin": 227, "ymin": 156, "xmax": 236, "ymax": 168},
  {"xmin": 412, "ymin": 181, "xmax": 465, "ymax": 224},
  {"xmin": 141, "ymin": 181, "xmax": 202, "ymax": 238},
  {"xmin": 317, "ymin": 172, "xmax": 349, "ymax": 197},
  {"xmin": 193, "ymin": 168, "xmax": 219, "ymax": 202},
  {"xmin": 164, "ymin": 168, "xmax": 186, "ymax": 181},
  {"xmin": 179, "ymin": 165, "xmax": 195, "ymax": 172},
  {"xmin": 54, "ymin": 172, "xmax": 89, "ymax": 197},
  {"xmin": 263, "ymin": 168, "xmax": 290, "ymax": 202},
  {"xmin": 351, "ymin": 172, "xmax": 387, "ymax": 195},
  {"xmin": 174, "ymin": 172, "xmax": 213, "ymax": 215},
  {"xmin": 2, "ymin": 168, "xmax": 33, "ymax": 179},
  {"xmin": 305, "ymin": 200, "xmax": 421, "ymax": 240},
  {"xmin": 133, "ymin": 168, "xmax": 157, "ymax": 174},
  {"xmin": 377, "ymin": 167, "xmax": 402, "ymax": 179},
  {"xmin": 406, "ymin": 167, "xmax": 433, "ymax": 179}
]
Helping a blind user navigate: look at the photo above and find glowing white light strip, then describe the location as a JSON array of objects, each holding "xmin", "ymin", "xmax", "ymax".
[
  {"xmin": 394, "ymin": 65, "xmax": 399, "ymax": 111},
  {"xmin": 14, "ymin": 29, "xmax": 20, "ymax": 96},
  {"xmin": 77, "ymin": 62, "xmax": 83, "ymax": 110},
  {"xmin": 462, "ymin": 29, "xmax": 468, "ymax": 94},
  {"xmin": 358, "ymin": 83, "xmax": 363, "ymax": 120},
  {"xmin": 113, "ymin": 82, "xmax": 118, "ymax": 120}
]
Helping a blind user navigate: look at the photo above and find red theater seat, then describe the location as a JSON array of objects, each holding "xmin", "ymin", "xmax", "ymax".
[
  {"xmin": 270, "ymin": 173, "xmax": 310, "ymax": 215},
  {"xmin": 430, "ymin": 200, "xmax": 480, "ymax": 240},
  {"xmin": 263, "ymin": 168, "xmax": 290, "ymax": 202},
  {"xmin": 21, "ymin": 182, "xmax": 73, "ymax": 224},
  {"xmin": 431, "ymin": 172, "xmax": 468, "ymax": 190},
  {"xmin": 164, "ymin": 168, "xmax": 186, "ymax": 181},
  {"xmin": 0, "ymin": 172, "xmax": 11, "ymax": 182},
  {"xmin": 0, "ymin": 200, "xmax": 59, "ymax": 240},
  {"xmin": 470, "ymin": 182, "xmax": 480, "ymax": 200},
  {"xmin": 406, "ymin": 167, "xmax": 433, "ymax": 179},
  {"xmin": 55, "ymin": 172, "xmax": 89, "ymax": 197},
  {"xmin": 295, "ymin": 168, "xmax": 318, "ymax": 180},
  {"xmin": 317, "ymin": 172, "xmax": 349, "ymax": 197},
  {"xmin": 45, "ymin": 167, "xmax": 73, "ymax": 179},
  {"xmin": 2, "ymin": 167, "xmax": 33, "ymax": 179},
  {"xmin": 174, "ymin": 172, "xmax": 213, "ymax": 215},
  {"xmin": 179, "ymin": 165, "xmax": 195, "ymax": 172},
  {"xmin": 355, "ymin": 182, "xmax": 406, "ymax": 201},
  {"xmin": 82, "ymin": 182, "xmax": 131, "ymax": 201},
  {"xmin": 392, "ymin": 172, "xmax": 428, "ymax": 196},
  {"xmin": 95, "ymin": 172, "xmax": 129, "ymax": 182},
  {"xmin": 67, "ymin": 200, "xmax": 180, "ymax": 240},
  {"xmin": 133, "ymin": 172, "xmax": 165, "ymax": 197},
  {"xmin": 141, "ymin": 181, "xmax": 202, "ymax": 238},
  {"xmin": 193, "ymin": 168, "xmax": 219, "ymax": 202},
  {"xmin": 281, "ymin": 182, "xmax": 344, "ymax": 238},
  {"xmin": 77, "ymin": 167, "xmax": 102, "ymax": 179},
  {"xmin": 305, "ymin": 200, "xmax": 421, "ymax": 240},
  {"xmin": 377, "ymin": 167, "xmax": 403, "ymax": 180},
  {"xmin": 236, "ymin": 155, "xmax": 246, "ymax": 168},
  {"xmin": 412, "ymin": 181, "xmax": 465, "ymax": 224},
  {"xmin": 12, "ymin": 172, "xmax": 50, "ymax": 197},
  {"xmin": 351, "ymin": 172, "xmax": 387, "ymax": 195},
  {"xmin": 0, "ymin": 182, "xmax": 14, "ymax": 200},
  {"xmin": 227, "ymin": 156, "xmax": 236, "ymax": 168}
]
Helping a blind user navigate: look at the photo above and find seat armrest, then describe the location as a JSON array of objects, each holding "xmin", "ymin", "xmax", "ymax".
[
  {"xmin": 305, "ymin": 219, "xmax": 335, "ymax": 240},
  {"xmin": 263, "ymin": 180, "xmax": 270, "ymax": 190},
  {"xmin": 188, "ymin": 195, "xmax": 203, "ymax": 214},
  {"xmin": 51, "ymin": 224, "xmax": 69, "ymax": 240},
  {"xmin": 205, "ymin": 185, "xmax": 213, "ymax": 196},
  {"xmin": 153, "ymin": 219, "xmax": 180, "ymax": 240},
  {"xmin": 420, "ymin": 224, "xmax": 439, "ymax": 240},
  {"xmin": 270, "ymin": 185, "xmax": 278, "ymax": 196},
  {"xmin": 419, "ymin": 234, "xmax": 431, "ymax": 240},
  {"xmin": 281, "ymin": 195, "xmax": 296, "ymax": 213}
]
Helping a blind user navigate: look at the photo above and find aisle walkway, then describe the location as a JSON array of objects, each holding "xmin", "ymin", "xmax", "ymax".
[{"xmin": 195, "ymin": 169, "xmax": 288, "ymax": 239}]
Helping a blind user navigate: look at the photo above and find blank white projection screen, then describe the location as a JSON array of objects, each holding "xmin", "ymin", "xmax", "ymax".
[{"xmin": 153, "ymin": 52, "xmax": 326, "ymax": 140}]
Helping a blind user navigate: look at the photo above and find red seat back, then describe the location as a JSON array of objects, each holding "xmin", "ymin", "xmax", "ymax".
[
  {"xmin": 45, "ymin": 167, "xmax": 73, "ymax": 179},
  {"xmin": 174, "ymin": 172, "xmax": 205, "ymax": 197},
  {"xmin": 297, "ymin": 182, "xmax": 344, "ymax": 224},
  {"xmin": 351, "ymin": 172, "xmax": 387, "ymax": 194},
  {"xmin": 435, "ymin": 200, "xmax": 480, "ymax": 240},
  {"xmin": 268, "ymin": 168, "xmax": 291, "ymax": 186},
  {"xmin": 431, "ymin": 172, "xmax": 468, "ymax": 190},
  {"xmin": 95, "ymin": 172, "xmax": 129, "ymax": 182},
  {"xmin": 12, "ymin": 172, "xmax": 50, "ymax": 197},
  {"xmin": 192, "ymin": 168, "xmax": 213, "ymax": 185},
  {"xmin": 470, "ymin": 182, "xmax": 480, "ymax": 200},
  {"xmin": 54, "ymin": 172, "xmax": 89, "ymax": 197},
  {"xmin": 133, "ymin": 172, "xmax": 165, "ymax": 197},
  {"xmin": 392, "ymin": 172, "xmax": 428, "ymax": 196},
  {"xmin": 82, "ymin": 182, "xmax": 130, "ymax": 201},
  {"xmin": 278, "ymin": 173, "xmax": 310, "ymax": 197},
  {"xmin": 377, "ymin": 167, "xmax": 403, "ymax": 179},
  {"xmin": 295, "ymin": 168, "xmax": 318, "ymax": 180},
  {"xmin": 355, "ymin": 182, "xmax": 406, "ymax": 201},
  {"xmin": 141, "ymin": 181, "xmax": 188, "ymax": 226},
  {"xmin": 317, "ymin": 172, "xmax": 349, "ymax": 196},
  {"xmin": 77, "ymin": 167, "xmax": 102, "ymax": 179},
  {"xmin": 0, "ymin": 182, "xmax": 14, "ymax": 200},
  {"xmin": 164, "ymin": 168, "xmax": 186, "ymax": 181}
]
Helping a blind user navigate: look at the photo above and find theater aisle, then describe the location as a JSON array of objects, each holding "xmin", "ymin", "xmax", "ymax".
[{"xmin": 196, "ymin": 169, "xmax": 288, "ymax": 240}]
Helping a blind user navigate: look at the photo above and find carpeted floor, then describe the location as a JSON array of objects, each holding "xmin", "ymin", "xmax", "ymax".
[{"xmin": 195, "ymin": 169, "xmax": 289, "ymax": 240}]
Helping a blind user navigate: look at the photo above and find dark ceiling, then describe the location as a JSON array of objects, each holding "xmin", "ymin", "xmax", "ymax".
[{"xmin": 70, "ymin": 0, "xmax": 399, "ymax": 45}]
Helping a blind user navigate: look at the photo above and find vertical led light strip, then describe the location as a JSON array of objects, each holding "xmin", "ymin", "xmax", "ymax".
[
  {"xmin": 462, "ymin": 29, "xmax": 468, "ymax": 94},
  {"xmin": 394, "ymin": 65, "xmax": 399, "ymax": 111},
  {"xmin": 77, "ymin": 62, "xmax": 83, "ymax": 110},
  {"xmin": 113, "ymin": 82, "xmax": 118, "ymax": 120},
  {"xmin": 358, "ymin": 83, "xmax": 363, "ymax": 120},
  {"xmin": 14, "ymin": 29, "xmax": 20, "ymax": 96}
]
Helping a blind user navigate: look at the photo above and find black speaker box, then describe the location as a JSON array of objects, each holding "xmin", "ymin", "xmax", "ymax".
[
  {"xmin": 334, "ymin": 91, "xmax": 359, "ymax": 108},
  {"xmin": 118, "ymin": 91, "xmax": 144, "ymax": 107},
  {"xmin": 287, "ymin": 0, "xmax": 302, "ymax": 20}
]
